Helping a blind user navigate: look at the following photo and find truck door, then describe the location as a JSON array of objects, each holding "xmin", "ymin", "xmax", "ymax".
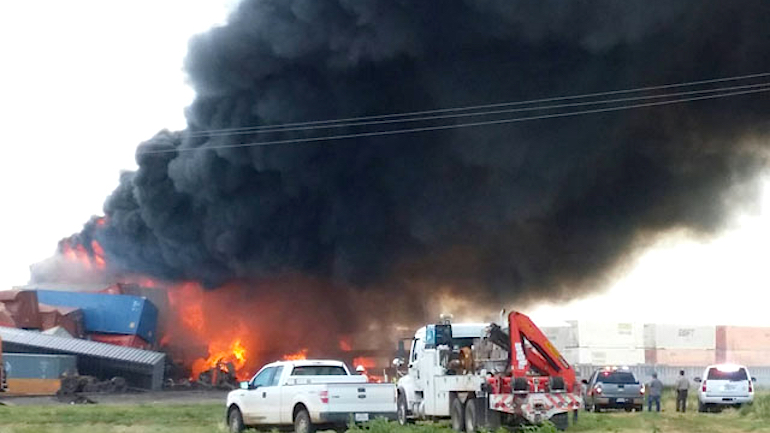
[
  {"xmin": 260, "ymin": 366, "xmax": 284, "ymax": 424},
  {"xmin": 242, "ymin": 366, "xmax": 277, "ymax": 425},
  {"xmin": 409, "ymin": 337, "xmax": 426, "ymax": 391}
]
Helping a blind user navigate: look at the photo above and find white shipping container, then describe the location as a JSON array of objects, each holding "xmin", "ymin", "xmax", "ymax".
[
  {"xmin": 567, "ymin": 320, "xmax": 644, "ymax": 349},
  {"xmin": 540, "ymin": 326, "xmax": 573, "ymax": 353},
  {"xmin": 561, "ymin": 347, "xmax": 645, "ymax": 366},
  {"xmin": 643, "ymin": 324, "xmax": 716, "ymax": 350}
]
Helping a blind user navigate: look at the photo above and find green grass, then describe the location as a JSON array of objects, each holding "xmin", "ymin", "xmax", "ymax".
[{"xmin": 1, "ymin": 392, "xmax": 769, "ymax": 433}]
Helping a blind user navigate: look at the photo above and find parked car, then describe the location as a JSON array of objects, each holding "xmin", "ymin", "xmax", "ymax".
[
  {"xmin": 225, "ymin": 359, "xmax": 397, "ymax": 433},
  {"xmin": 695, "ymin": 364, "xmax": 755, "ymax": 412},
  {"xmin": 582, "ymin": 367, "xmax": 644, "ymax": 412}
]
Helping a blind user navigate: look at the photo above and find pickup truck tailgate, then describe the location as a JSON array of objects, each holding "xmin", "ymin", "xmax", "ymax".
[{"xmin": 326, "ymin": 383, "xmax": 397, "ymax": 414}]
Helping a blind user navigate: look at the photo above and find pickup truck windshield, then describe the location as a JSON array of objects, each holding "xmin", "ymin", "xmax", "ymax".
[
  {"xmin": 596, "ymin": 371, "xmax": 637, "ymax": 384},
  {"xmin": 707, "ymin": 368, "xmax": 748, "ymax": 381},
  {"xmin": 291, "ymin": 365, "xmax": 347, "ymax": 376}
]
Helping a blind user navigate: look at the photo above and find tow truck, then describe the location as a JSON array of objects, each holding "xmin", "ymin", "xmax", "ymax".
[{"xmin": 396, "ymin": 311, "xmax": 580, "ymax": 431}]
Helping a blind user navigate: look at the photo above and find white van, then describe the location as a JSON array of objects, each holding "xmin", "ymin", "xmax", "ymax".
[{"xmin": 695, "ymin": 364, "xmax": 755, "ymax": 412}]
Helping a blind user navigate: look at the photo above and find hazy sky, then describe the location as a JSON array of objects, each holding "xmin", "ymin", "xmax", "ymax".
[{"xmin": 1, "ymin": 1, "xmax": 767, "ymax": 326}]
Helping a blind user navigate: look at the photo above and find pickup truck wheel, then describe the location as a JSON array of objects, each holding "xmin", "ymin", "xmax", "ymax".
[
  {"xmin": 397, "ymin": 393, "xmax": 409, "ymax": 425},
  {"xmin": 227, "ymin": 407, "xmax": 244, "ymax": 433},
  {"xmin": 451, "ymin": 397, "xmax": 466, "ymax": 432},
  {"xmin": 294, "ymin": 408, "xmax": 315, "ymax": 433}
]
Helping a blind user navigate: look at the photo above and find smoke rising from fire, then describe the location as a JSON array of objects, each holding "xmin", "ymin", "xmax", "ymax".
[{"xmin": 34, "ymin": 1, "xmax": 770, "ymax": 309}]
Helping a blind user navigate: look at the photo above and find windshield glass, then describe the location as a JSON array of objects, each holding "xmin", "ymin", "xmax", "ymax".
[
  {"xmin": 707, "ymin": 368, "xmax": 748, "ymax": 381},
  {"xmin": 596, "ymin": 371, "xmax": 637, "ymax": 384}
]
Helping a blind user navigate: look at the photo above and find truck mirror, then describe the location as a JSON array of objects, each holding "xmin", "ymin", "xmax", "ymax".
[
  {"xmin": 239, "ymin": 381, "xmax": 249, "ymax": 390},
  {"xmin": 752, "ymin": 377, "xmax": 757, "ymax": 383},
  {"xmin": 581, "ymin": 379, "xmax": 588, "ymax": 385},
  {"xmin": 693, "ymin": 377, "xmax": 701, "ymax": 383},
  {"xmin": 393, "ymin": 358, "xmax": 404, "ymax": 367}
]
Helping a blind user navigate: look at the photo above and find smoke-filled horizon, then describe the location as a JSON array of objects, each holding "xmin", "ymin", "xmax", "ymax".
[{"xmin": 33, "ymin": 0, "xmax": 770, "ymax": 309}]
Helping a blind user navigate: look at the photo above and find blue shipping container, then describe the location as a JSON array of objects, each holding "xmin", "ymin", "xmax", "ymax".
[{"xmin": 35, "ymin": 290, "xmax": 158, "ymax": 343}]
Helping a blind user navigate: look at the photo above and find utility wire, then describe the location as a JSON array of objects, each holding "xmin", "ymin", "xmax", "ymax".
[
  {"xmin": 197, "ymin": 82, "xmax": 770, "ymax": 138},
  {"xmin": 186, "ymin": 71, "xmax": 770, "ymax": 137},
  {"xmin": 138, "ymin": 86, "xmax": 770, "ymax": 155}
]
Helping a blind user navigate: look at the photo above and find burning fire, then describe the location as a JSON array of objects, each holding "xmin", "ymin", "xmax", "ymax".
[
  {"xmin": 283, "ymin": 349, "xmax": 309, "ymax": 360},
  {"xmin": 61, "ymin": 240, "xmax": 106, "ymax": 271},
  {"xmin": 52, "ymin": 229, "xmax": 388, "ymax": 383},
  {"xmin": 191, "ymin": 338, "xmax": 248, "ymax": 379},
  {"xmin": 165, "ymin": 283, "xmax": 255, "ymax": 380}
]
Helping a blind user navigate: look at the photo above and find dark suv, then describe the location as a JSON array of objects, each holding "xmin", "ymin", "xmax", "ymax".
[{"xmin": 582, "ymin": 367, "xmax": 644, "ymax": 412}]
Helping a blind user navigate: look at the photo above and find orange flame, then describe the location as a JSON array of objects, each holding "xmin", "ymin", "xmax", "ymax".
[
  {"xmin": 191, "ymin": 338, "xmax": 248, "ymax": 379},
  {"xmin": 353, "ymin": 357, "xmax": 377, "ymax": 369},
  {"xmin": 339, "ymin": 338, "xmax": 352, "ymax": 352},
  {"xmin": 283, "ymin": 349, "xmax": 308, "ymax": 360}
]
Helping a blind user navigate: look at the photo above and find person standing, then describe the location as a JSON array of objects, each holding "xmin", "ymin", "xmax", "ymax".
[
  {"xmin": 676, "ymin": 370, "xmax": 690, "ymax": 412},
  {"xmin": 648, "ymin": 373, "xmax": 663, "ymax": 412}
]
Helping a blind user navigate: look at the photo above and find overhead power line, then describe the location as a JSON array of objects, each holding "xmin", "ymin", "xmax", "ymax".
[
  {"xmin": 186, "ymin": 71, "xmax": 770, "ymax": 137},
  {"xmin": 137, "ymin": 85, "xmax": 770, "ymax": 155},
  {"xmin": 196, "ymin": 82, "xmax": 770, "ymax": 138}
]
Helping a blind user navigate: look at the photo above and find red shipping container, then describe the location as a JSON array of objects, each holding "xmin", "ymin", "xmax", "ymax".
[
  {"xmin": 38, "ymin": 304, "xmax": 85, "ymax": 338},
  {"xmin": 719, "ymin": 350, "xmax": 770, "ymax": 367},
  {"xmin": 717, "ymin": 326, "xmax": 770, "ymax": 351},
  {"xmin": 89, "ymin": 334, "xmax": 151, "ymax": 350},
  {"xmin": 0, "ymin": 290, "xmax": 41, "ymax": 329},
  {"xmin": 99, "ymin": 284, "xmax": 124, "ymax": 295},
  {"xmin": 0, "ymin": 305, "xmax": 16, "ymax": 327}
]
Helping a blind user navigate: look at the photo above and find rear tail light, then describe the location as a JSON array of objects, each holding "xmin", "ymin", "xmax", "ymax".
[
  {"xmin": 702, "ymin": 380, "xmax": 707, "ymax": 392},
  {"xmin": 320, "ymin": 390, "xmax": 329, "ymax": 404},
  {"xmin": 749, "ymin": 381, "xmax": 753, "ymax": 393},
  {"xmin": 594, "ymin": 385, "xmax": 602, "ymax": 395},
  {"xmin": 640, "ymin": 384, "xmax": 645, "ymax": 395}
]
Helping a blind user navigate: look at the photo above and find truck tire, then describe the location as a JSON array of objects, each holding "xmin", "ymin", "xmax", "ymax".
[
  {"xmin": 397, "ymin": 392, "xmax": 409, "ymax": 425},
  {"xmin": 227, "ymin": 407, "xmax": 244, "ymax": 433},
  {"xmin": 451, "ymin": 397, "xmax": 466, "ymax": 432},
  {"xmin": 698, "ymin": 402, "xmax": 707, "ymax": 413},
  {"xmin": 294, "ymin": 408, "xmax": 315, "ymax": 433},
  {"xmin": 551, "ymin": 413, "xmax": 568, "ymax": 431},
  {"xmin": 464, "ymin": 398, "xmax": 478, "ymax": 433}
]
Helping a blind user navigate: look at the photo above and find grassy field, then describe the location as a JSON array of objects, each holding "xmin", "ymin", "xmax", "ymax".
[{"xmin": 1, "ymin": 392, "xmax": 768, "ymax": 433}]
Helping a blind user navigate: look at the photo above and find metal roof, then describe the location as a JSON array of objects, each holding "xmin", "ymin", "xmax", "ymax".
[
  {"xmin": 0, "ymin": 326, "xmax": 164, "ymax": 365},
  {"xmin": 0, "ymin": 326, "xmax": 165, "ymax": 389}
]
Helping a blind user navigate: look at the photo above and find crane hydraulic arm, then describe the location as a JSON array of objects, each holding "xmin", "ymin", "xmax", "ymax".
[{"xmin": 507, "ymin": 311, "xmax": 576, "ymax": 392}]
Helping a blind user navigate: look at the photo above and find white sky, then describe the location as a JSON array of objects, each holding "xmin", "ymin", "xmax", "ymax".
[{"xmin": 1, "ymin": 2, "xmax": 768, "ymax": 327}]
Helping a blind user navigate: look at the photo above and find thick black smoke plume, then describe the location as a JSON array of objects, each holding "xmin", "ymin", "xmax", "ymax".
[{"xmin": 34, "ymin": 0, "xmax": 770, "ymax": 305}]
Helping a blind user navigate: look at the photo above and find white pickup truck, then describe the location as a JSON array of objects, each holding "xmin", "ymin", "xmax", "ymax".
[{"xmin": 226, "ymin": 359, "xmax": 397, "ymax": 433}]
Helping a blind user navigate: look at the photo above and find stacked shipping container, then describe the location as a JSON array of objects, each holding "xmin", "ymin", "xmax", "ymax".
[
  {"xmin": 643, "ymin": 324, "xmax": 716, "ymax": 366},
  {"xmin": 36, "ymin": 290, "xmax": 158, "ymax": 344},
  {"xmin": 542, "ymin": 321, "xmax": 645, "ymax": 366},
  {"xmin": 716, "ymin": 326, "xmax": 770, "ymax": 366}
]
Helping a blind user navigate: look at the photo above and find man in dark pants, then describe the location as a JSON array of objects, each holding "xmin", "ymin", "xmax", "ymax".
[
  {"xmin": 676, "ymin": 370, "xmax": 690, "ymax": 412},
  {"xmin": 648, "ymin": 373, "xmax": 663, "ymax": 412}
]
